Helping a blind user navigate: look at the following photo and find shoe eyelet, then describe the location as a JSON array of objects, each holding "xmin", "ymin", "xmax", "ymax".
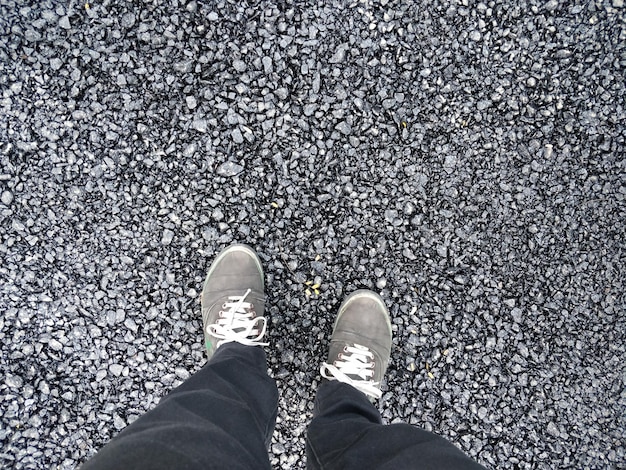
[
  {"xmin": 222, "ymin": 303, "xmax": 227, "ymax": 308},
  {"xmin": 343, "ymin": 345, "xmax": 348, "ymax": 352}
]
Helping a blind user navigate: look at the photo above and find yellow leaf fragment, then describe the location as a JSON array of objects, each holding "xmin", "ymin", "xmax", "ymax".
[
  {"xmin": 270, "ymin": 202, "xmax": 279, "ymax": 208},
  {"xmin": 428, "ymin": 372, "xmax": 435, "ymax": 379}
]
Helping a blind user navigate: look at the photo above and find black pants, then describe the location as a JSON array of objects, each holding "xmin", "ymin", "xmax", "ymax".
[{"xmin": 82, "ymin": 344, "xmax": 486, "ymax": 469}]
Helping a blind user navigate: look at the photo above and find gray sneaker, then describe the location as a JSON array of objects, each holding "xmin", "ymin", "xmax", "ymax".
[
  {"xmin": 201, "ymin": 244, "xmax": 267, "ymax": 359},
  {"xmin": 320, "ymin": 290, "xmax": 392, "ymax": 399}
]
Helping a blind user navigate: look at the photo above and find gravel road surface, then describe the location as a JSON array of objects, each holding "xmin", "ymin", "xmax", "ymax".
[{"xmin": 1, "ymin": 0, "xmax": 625, "ymax": 468}]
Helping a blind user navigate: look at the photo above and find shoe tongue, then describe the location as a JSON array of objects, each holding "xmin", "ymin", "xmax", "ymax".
[
  {"xmin": 329, "ymin": 340, "xmax": 384, "ymax": 381},
  {"xmin": 218, "ymin": 290, "xmax": 264, "ymax": 316}
]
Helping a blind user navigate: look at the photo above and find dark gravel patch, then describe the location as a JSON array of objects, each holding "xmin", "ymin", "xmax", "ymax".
[{"xmin": 1, "ymin": 0, "xmax": 624, "ymax": 468}]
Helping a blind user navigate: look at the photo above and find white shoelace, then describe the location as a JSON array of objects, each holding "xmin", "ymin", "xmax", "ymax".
[
  {"xmin": 321, "ymin": 343, "xmax": 382, "ymax": 399},
  {"xmin": 206, "ymin": 289, "xmax": 268, "ymax": 348}
]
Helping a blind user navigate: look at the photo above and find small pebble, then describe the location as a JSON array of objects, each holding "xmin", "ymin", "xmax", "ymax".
[
  {"xmin": 1, "ymin": 190, "xmax": 13, "ymax": 205},
  {"xmin": 216, "ymin": 161, "xmax": 244, "ymax": 176}
]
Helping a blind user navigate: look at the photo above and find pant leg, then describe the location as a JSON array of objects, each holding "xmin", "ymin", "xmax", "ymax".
[
  {"xmin": 306, "ymin": 381, "xmax": 487, "ymax": 470},
  {"xmin": 82, "ymin": 343, "xmax": 278, "ymax": 470}
]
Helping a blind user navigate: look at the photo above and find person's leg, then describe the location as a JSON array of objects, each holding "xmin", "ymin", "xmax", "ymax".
[
  {"xmin": 83, "ymin": 343, "xmax": 278, "ymax": 470},
  {"xmin": 82, "ymin": 244, "xmax": 276, "ymax": 470},
  {"xmin": 306, "ymin": 290, "xmax": 486, "ymax": 470},
  {"xmin": 307, "ymin": 381, "xmax": 486, "ymax": 469}
]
